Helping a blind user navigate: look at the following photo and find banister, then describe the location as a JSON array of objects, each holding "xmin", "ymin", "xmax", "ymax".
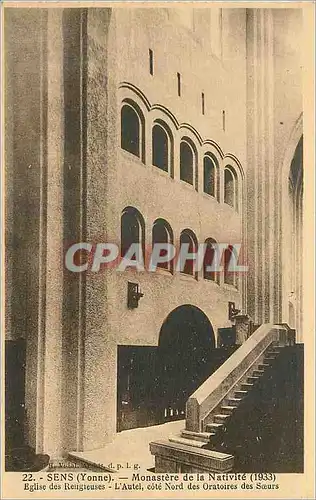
[{"xmin": 186, "ymin": 324, "xmax": 289, "ymax": 433}]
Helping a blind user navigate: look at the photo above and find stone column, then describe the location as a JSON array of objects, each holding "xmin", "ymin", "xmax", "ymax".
[
  {"xmin": 5, "ymin": 8, "xmax": 66, "ymax": 457},
  {"xmin": 5, "ymin": 8, "xmax": 49, "ymax": 454},
  {"xmin": 246, "ymin": 9, "xmax": 276, "ymax": 325},
  {"xmin": 82, "ymin": 8, "xmax": 117, "ymax": 451},
  {"xmin": 41, "ymin": 9, "xmax": 65, "ymax": 458}
]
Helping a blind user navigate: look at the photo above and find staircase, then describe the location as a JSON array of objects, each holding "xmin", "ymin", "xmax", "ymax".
[
  {"xmin": 168, "ymin": 341, "xmax": 281, "ymax": 449},
  {"xmin": 150, "ymin": 323, "xmax": 296, "ymax": 473},
  {"xmin": 213, "ymin": 344, "xmax": 304, "ymax": 472}
]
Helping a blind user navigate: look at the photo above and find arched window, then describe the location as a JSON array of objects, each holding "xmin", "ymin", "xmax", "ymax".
[
  {"xmin": 224, "ymin": 245, "xmax": 238, "ymax": 288},
  {"xmin": 224, "ymin": 167, "xmax": 238, "ymax": 210},
  {"xmin": 152, "ymin": 219, "xmax": 173, "ymax": 271},
  {"xmin": 180, "ymin": 140, "xmax": 195, "ymax": 186},
  {"xmin": 121, "ymin": 207, "xmax": 145, "ymax": 259},
  {"xmin": 179, "ymin": 229, "xmax": 198, "ymax": 277},
  {"xmin": 121, "ymin": 101, "xmax": 144, "ymax": 160},
  {"xmin": 203, "ymin": 155, "xmax": 217, "ymax": 197},
  {"xmin": 203, "ymin": 238, "xmax": 219, "ymax": 283},
  {"xmin": 152, "ymin": 123, "xmax": 171, "ymax": 173}
]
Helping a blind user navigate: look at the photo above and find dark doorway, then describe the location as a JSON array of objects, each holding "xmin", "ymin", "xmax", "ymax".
[
  {"xmin": 157, "ymin": 305, "xmax": 215, "ymax": 422},
  {"xmin": 117, "ymin": 305, "xmax": 217, "ymax": 431},
  {"xmin": 117, "ymin": 346, "xmax": 158, "ymax": 432}
]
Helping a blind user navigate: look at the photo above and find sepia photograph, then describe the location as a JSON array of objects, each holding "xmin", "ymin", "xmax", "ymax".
[{"xmin": 2, "ymin": 1, "xmax": 315, "ymax": 498}]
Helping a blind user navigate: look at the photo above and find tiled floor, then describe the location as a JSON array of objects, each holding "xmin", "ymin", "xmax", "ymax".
[{"xmin": 69, "ymin": 420, "xmax": 185, "ymax": 472}]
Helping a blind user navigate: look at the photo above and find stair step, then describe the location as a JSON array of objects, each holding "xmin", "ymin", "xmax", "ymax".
[
  {"xmin": 258, "ymin": 363, "xmax": 270, "ymax": 369},
  {"xmin": 264, "ymin": 356, "xmax": 277, "ymax": 362},
  {"xmin": 234, "ymin": 390, "xmax": 248, "ymax": 398},
  {"xmin": 181, "ymin": 430, "xmax": 214, "ymax": 443},
  {"xmin": 168, "ymin": 435, "xmax": 206, "ymax": 448},
  {"xmin": 227, "ymin": 397, "xmax": 243, "ymax": 405},
  {"xmin": 266, "ymin": 350, "xmax": 280, "ymax": 356},
  {"xmin": 265, "ymin": 349, "xmax": 279, "ymax": 355},
  {"xmin": 253, "ymin": 370, "xmax": 264, "ymax": 377},
  {"xmin": 247, "ymin": 376, "xmax": 259, "ymax": 383},
  {"xmin": 214, "ymin": 414, "xmax": 231, "ymax": 424},
  {"xmin": 205, "ymin": 423, "xmax": 224, "ymax": 432},
  {"xmin": 221, "ymin": 405, "xmax": 237, "ymax": 414},
  {"xmin": 241, "ymin": 382, "xmax": 254, "ymax": 390}
]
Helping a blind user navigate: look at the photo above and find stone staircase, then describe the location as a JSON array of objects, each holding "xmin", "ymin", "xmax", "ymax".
[
  {"xmin": 150, "ymin": 323, "xmax": 296, "ymax": 473},
  {"xmin": 168, "ymin": 341, "xmax": 282, "ymax": 449}
]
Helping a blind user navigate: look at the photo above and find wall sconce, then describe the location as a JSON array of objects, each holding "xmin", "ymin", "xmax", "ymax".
[
  {"xmin": 228, "ymin": 301, "xmax": 240, "ymax": 321},
  {"xmin": 127, "ymin": 282, "xmax": 144, "ymax": 309}
]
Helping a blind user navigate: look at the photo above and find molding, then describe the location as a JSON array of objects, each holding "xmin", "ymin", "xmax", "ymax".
[
  {"xmin": 179, "ymin": 123, "xmax": 203, "ymax": 146},
  {"xmin": 151, "ymin": 104, "xmax": 179, "ymax": 129},
  {"xmin": 119, "ymin": 81, "xmax": 151, "ymax": 111},
  {"xmin": 223, "ymin": 153, "xmax": 245, "ymax": 180},
  {"xmin": 203, "ymin": 139, "xmax": 224, "ymax": 160},
  {"xmin": 119, "ymin": 81, "xmax": 242, "ymax": 169}
]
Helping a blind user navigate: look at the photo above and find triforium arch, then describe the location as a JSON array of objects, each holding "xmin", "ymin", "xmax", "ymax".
[
  {"xmin": 281, "ymin": 118, "xmax": 303, "ymax": 341},
  {"xmin": 120, "ymin": 98, "xmax": 146, "ymax": 162},
  {"xmin": 222, "ymin": 156, "xmax": 244, "ymax": 214},
  {"xmin": 222, "ymin": 154, "xmax": 247, "ymax": 309},
  {"xmin": 203, "ymin": 237, "xmax": 220, "ymax": 284},
  {"xmin": 151, "ymin": 119, "xmax": 175, "ymax": 176},
  {"xmin": 118, "ymin": 83, "xmax": 150, "ymax": 163},
  {"xmin": 179, "ymin": 228, "xmax": 198, "ymax": 278},
  {"xmin": 152, "ymin": 218, "xmax": 174, "ymax": 272},
  {"xmin": 202, "ymin": 141, "xmax": 223, "ymax": 201},
  {"xmin": 120, "ymin": 206, "xmax": 145, "ymax": 258},
  {"xmin": 179, "ymin": 135, "xmax": 199, "ymax": 190},
  {"xmin": 203, "ymin": 153, "xmax": 220, "ymax": 200}
]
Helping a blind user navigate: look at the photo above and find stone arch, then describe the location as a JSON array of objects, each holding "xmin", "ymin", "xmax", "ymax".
[
  {"xmin": 179, "ymin": 136, "xmax": 198, "ymax": 190},
  {"xmin": 152, "ymin": 218, "xmax": 174, "ymax": 272},
  {"xmin": 151, "ymin": 119, "xmax": 174, "ymax": 176},
  {"xmin": 158, "ymin": 304, "xmax": 215, "ymax": 349},
  {"xmin": 121, "ymin": 206, "xmax": 145, "ymax": 258},
  {"xmin": 157, "ymin": 305, "xmax": 216, "ymax": 420},
  {"xmin": 120, "ymin": 99, "xmax": 146, "ymax": 162}
]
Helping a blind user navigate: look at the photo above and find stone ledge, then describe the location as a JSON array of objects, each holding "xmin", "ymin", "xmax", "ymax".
[{"xmin": 150, "ymin": 440, "xmax": 234, "ymax": 474}]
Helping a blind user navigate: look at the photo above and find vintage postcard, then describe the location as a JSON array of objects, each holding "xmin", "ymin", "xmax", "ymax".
[{"xmin": 1, "ymin": 1, "xmax": 315, "ymax": 499}]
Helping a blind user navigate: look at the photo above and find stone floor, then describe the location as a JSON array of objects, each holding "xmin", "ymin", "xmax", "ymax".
[{"xmin": 68, "ymin": 420, "xmax": 185, "ymax": 472}]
